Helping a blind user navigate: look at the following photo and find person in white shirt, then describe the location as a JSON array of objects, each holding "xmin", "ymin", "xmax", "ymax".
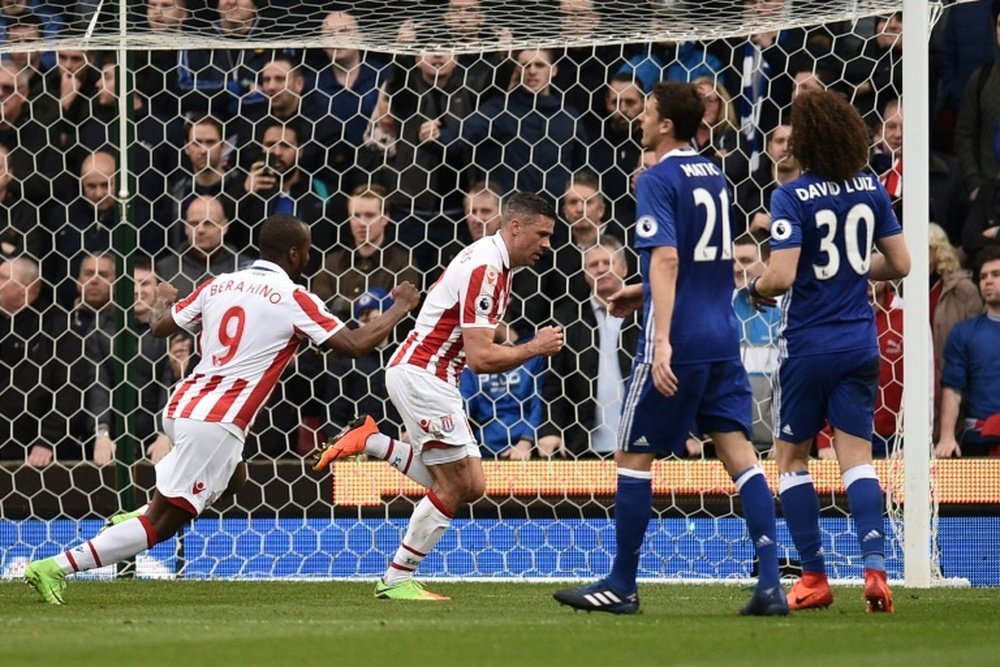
[{"xmin": 24, "ymin": 214, "xmax": 419, "ymax": 605}]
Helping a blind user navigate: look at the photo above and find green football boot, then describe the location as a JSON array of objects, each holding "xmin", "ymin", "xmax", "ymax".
[
  {"xmin": 374, "ymin": 578, "xmax": 450, "ymax": 601},
  {"xmin": 24, "ymin": 557, "xmax": 67, "ymax": 605}
]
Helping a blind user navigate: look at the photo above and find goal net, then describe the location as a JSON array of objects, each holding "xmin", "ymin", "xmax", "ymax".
[{"xmin": 0, "ymin": 0, "xmax": 987, "ymax": 586}]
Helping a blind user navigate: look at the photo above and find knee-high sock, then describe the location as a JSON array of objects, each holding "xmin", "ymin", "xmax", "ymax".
[
  {"xmin": 779, "ymin": 471, "xmax": 825, "ymax": 574},
  {"xmin": 734, "ymin": 466, "xmax": 780, "ymax": 590},
  {"xmin": 606, "ymin": 469, "xmax": 653, "ymax": 594},
  {"xmin": 366, "ymin": 433, "xmax": 434, "ymax": 488},
  {"xmin": 382, "ymin": 490, "xmax": 453, "ymax": 586},
  {"xmin": 843, "ymin": 464, "xmax": 886, "ymax": 571},
  {"xmin": 53, "ymin": 516, "xmax": 157, "ymax": 576}
]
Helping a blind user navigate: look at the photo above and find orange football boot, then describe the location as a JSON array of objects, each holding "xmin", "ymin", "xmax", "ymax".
[
  {"xmin": 863, "ymin": 568, "xmax": 895, "ymax": 613},
  {"xmin": 312, "ymin": 414, "xmax": 378, "ymax": 471},
  {"xmin": 787, "ymin": 571, "xmax": 834, "ymax": 610}
]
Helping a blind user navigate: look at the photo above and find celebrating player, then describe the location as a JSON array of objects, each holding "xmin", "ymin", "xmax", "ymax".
[
  {"xmin": 553, "ymin": 82, "xmax": 787, "ymax": 616},
  {"xmin": 744, "ymin": 90, "xmax": 911, "ymax": 613},
  {"xmin": 313, "ymin": 192, "xmax": 564, "ymax": 601},
  {"xmin": 24, "ymin": 214, "xmax": 419, "ymax": 604}
]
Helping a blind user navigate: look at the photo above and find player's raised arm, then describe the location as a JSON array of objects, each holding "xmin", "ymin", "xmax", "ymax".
[{"xmin": 324, "ymin": 281, "xmax": 420, "ymax": 357}]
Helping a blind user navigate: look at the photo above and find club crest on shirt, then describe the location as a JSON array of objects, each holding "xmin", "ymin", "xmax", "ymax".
[
  {"xmin": 636, "ymin": 216, "xmax": 658, "ymax": 238},
  {"xmin": 475, "ymin": 294, "xmax": 494, "ymax": 315},
  {"xmin": 440, "ymin": 414, "xmax": 455, "ymax": 433},
  {"xmin": 485, "ymin": 267, "xmax": 498, "ymax": 285}
]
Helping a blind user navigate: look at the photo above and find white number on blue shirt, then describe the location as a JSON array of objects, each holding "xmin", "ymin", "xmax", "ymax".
[
  {"xmin": 692, "ymin": 188, "xmax": 733, "ymax": 262},
  {"xmin": 812, "ymin": 203, "xmax": 874, "ymax": 280}
]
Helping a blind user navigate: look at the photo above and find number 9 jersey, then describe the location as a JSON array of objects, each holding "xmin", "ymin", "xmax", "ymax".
[
  {"xmin": 165, "ymin": 259, "xmax": 345, "ymax": 435},
  {"xmin": 769, "ymin": 172, "xmax": 902, "ymax": 358}
]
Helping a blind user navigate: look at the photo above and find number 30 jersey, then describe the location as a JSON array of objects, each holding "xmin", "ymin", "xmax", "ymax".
[
  {"xmin": 165, "ymin": 259, "xmax": 344, "ymax": 434},
  {"xmin": 769, "ymin": 171, "xmax": 902, "ymax": 358},
  {"xmin": 633, "ymin": 147, "xmax": 741, "ymax": 365}
]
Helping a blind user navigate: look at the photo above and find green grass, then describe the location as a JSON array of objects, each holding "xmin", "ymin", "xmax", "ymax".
[{"xmin": 2, "ymin": 581, "xmax": 999, "ymax": 667}]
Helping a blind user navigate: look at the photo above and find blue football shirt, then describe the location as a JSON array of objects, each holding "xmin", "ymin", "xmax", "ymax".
[
  {"xmin": 633, "ymin": 147, "xmax": 740, "ymax": 365},
  {"xmin": 768, "ymin": 171, "xmax": 902, "ymax": 357}
]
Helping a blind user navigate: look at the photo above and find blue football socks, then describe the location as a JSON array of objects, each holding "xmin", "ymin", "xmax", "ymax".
[
  {"xmin": 843, "ymin": 464, "xmax": 886, "ymax": 572},
  {"xmin": 734, "ymin": 466, "xmax": 780, "ymax": 590},
  {"xmin": 606, "ymin": 470, "xmax": 653, "ymax": 595},
  {"xmin": 779, "ymin": 471, "xmax": 825, "ymax": 574}
]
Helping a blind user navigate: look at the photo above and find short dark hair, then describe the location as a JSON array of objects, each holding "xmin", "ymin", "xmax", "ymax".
[
  {"xmin": 133, "ymin": 253, "xmax": 153, "ymax": 273},
  {"xmin": 734, "ymin": 230, "xmax": 770, "ymax": 261},
  {"xmin": 649, "ymin": 81, "xmax": 704, "ymax": 143},
  {"xmin": 502, "ymin": 192, "xmax": 556, "ymax": 226},
  {"xmin": 258, "ymin": 214, "xmax": 308, "ymax": 261},
  {"xmin": 260, "ymin": 118, "xmax": 303, "ymax": 146},
  {"xmin": 993, "ymin": 0, "xmax": 1000, "ymax": 26},
  {"xmin": 262, "ymin": 55, "xmax": 303, "ymax": 79},
  {"xmin": 186, "ymin": 113, "xmax": 225, "ymax": 140},
  {"xmin": 9, "ymin": 12, "xmax": 43, "ymax": 31},
  {"xmin": 567, "ymin": 169, "xmax": 602, "ymax": 197},
  {"xmin": 349, "ymin": 182, "xmax": 388, "ymax": 199},
  {"xmin": 974, "ymin": 245, "xmax": 1000, "ymax": 279}
]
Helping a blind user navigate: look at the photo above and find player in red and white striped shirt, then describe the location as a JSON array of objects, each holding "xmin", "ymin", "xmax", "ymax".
[
  {"xmin": 313, "ymin": 192, "xmax": 564, "ymax": 601},
  {"xmin": 24, "ymin": 215, "xmax": 419, "ymax": 604}
]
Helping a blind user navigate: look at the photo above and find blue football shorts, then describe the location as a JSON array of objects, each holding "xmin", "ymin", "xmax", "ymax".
[
  {"xmin": 618, "ymin": 359, "xmax": 752, "ymax": 456},
  {"xmin": 772, "ymin": 348, "xmax": 879, "ymax": 443}
]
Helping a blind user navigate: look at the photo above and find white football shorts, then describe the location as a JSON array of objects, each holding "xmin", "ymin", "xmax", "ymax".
[
  {"xmin": 385, "ymin": 364, "xmax": 481, "ymax": 466},
  {"xmin": 155, "ymin": 417, "xmax": 244, "ymax": 516}
]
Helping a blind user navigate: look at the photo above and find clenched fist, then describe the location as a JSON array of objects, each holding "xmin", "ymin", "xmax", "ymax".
[{"xmin": 531, "ymin": 325, "xmax": 564, "ymax": 356}]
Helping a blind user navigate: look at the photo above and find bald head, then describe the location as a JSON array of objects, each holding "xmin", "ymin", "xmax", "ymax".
[
  {"xmin": 0, "ymin": 256, "xmax": 41, "ymax": 315},
  {"xmin": 81, "ymin": 151, "xmax": 117, "ymax": 213}
]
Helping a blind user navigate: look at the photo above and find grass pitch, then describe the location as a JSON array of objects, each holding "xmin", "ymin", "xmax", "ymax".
[{"xmin": 2, "ymin": 581, "xmax": 999, "ymax": 667}]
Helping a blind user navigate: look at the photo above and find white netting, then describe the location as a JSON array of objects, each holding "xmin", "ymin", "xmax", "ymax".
[{"xmin": 0, "ymin": 0, "xmax": 968, "ymax": 585}]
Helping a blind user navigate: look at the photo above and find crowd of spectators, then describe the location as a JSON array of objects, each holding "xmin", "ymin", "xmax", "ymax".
[{"xmin": 2, "ymin": 0, "xmax": 1000, "ymax": 467}]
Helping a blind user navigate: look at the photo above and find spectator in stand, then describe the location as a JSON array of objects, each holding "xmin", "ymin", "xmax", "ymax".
[
  {"xmin": 587, "ymin": 74, "xmax": 644, "ymax": 227},
  {"xmin": 935, "ymin": 0, "xmax": 996, "ymax": 153},
  {"xmin": 789, "ymin": 59, "xmax": 836, "ymax": 101},
  {"xmin": 136, "ymin": 0, "xmax": 190, "ymax": 120},
  {"xmin": 228, "ymin": 118, "xmax": 333, "ymax": 254},
  {"xmin": 935, "ymin": 246, "xmax": 1000, "ymax": 458},
  {"xmin": 964, "ymin": 171, "xmax": 1000, "ymax": 260},
  {"xmin": 437, "ymin": 180, "xmax": 504, "ymax": 274},
  {"xmin": 435, "ymin": 0, "xmax": 513, "ymax": 98},
  {"xmin": 163, "ymin": 114, "xmax": 239, "ymax": 248},
  {"xmin": 40, "ymin": 252, "xmax": 117, "ymax": 464},
  {"xmin": 954, "ymin": 0, "xmax": 1000, "ymax": 200},
  {"xmin": 155, "ymin": 194, "xmax": 245, "ymax": 298},
  {"xmin": 369, "ymin": 48, "xmax": 479, "ymax": 272},
  {"xmin": 4, "ymin": 12, "xmax": 49, "ymax": 96},
  {"xmin": 732, "ymin": 233, "xmax": 781, "ymax": 453},
  {"xmin": 425, "ymin": 47, "xmax": 589, "ymax": 202},
  {"xmin": 235, "ymin": 55, "xmax": 334, "ymax": 179},
  {"xmin": 47, "ymin": 150, "xmax": 117, "ymax": 308},
  {"xmin": 177, "ymin": 0, "xmax": 278, "ymax": 117},
  {"xmin": 92, "ymin": 255, "xmax": 179, "ymax": 464},
  {"xmin": 0, "ymin": 0, "xmax": 63, "ymax": 72},
  {"xmin": 616, "ymin": 38, "xmax": 722, "ymax": 94},
  {"xmin": 692, "ymin": 76, "xmax": 741, "ymax": 170},
  {"xmin": 312, "ymin": 184, "xmax": 420, "ymax": 322},
  {"xmin": 312, "ymin": 11, "xmax": 385, "ymax": 192},
  {"xmin": 0, "ymin": 62, "xmax": 60, "ymax": 206},
  {"xmin": 0, "ymin": 143, "xmax": 41, "ymax": 259},
  {"xmin": 0, "ymin": 255, "xmax": 53, "ymax": 466},
  {"xmin": 537, "ymin": 238, "xmax": 639, "ymax": 458},
  {"xmin": 734, "ymin": 123, "xmax": 801, "ymax": 235},
  {"xmin": 871, "ymin": 98, "xmax": 968, "ymax": 241},
  {"xmin": 870, "ymin": 280, "xmax": 904, "ymax": 457},
  {"xmin": 324, "ymin": 288, "xmax": 404, "ymax": 445},
  {"xmin": 460, "ymin": 321, "xmax": 543, "ymax": 460},
  {"xmin": 844, "ymin": 12, "xmax": 903, "ymax": 124},
  {"xmin": 38, "ymin": 49, "xmax": 99, "ymax": 174}
]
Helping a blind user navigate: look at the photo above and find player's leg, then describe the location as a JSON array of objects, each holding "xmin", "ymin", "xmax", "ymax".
[
  {"xmin": 554, "ymin": 362, "xmax": 697, "ymax": 615},
  {"xmin": 828, "ymin": 354, "xmax": 893, "ymax": 613},
  {"xmin": 25, "ymin": 419, "xmax": 241, "ymax": 604},
  {"xmin": 773, "ymin": 354, "xmax": 833, "ymax": 610}
]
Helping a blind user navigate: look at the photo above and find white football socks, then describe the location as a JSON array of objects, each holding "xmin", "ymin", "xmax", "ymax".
[
  {"xmin": 54, "ymin": 516, "xmax": 157, "ymax": 575},
  {"xmin": 382, "ymin": 491, "xmax": 453, "ymax": 586},
  {"xmin": 365, "ymin": 433, "xmax": 434, "ymax": 488}
]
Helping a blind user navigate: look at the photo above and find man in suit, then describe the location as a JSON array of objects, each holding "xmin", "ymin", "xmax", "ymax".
[{"xmin": 537, "ymin": 238, "xmax": 639, "ymax": 458}]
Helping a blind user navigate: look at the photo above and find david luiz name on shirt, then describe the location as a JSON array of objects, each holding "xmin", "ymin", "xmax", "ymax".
[{"xmin": 206, "ymin": 279, "xmax": 284, "ymax": 304}]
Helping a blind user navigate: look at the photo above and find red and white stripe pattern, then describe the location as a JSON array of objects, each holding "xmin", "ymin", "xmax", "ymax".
[
  {"xmin": 390, "ymin": 234, "xmax": 512, "ymax": 386},
  {"xmin": 166, "ymin": 260, "xmax": 344, "ymax": 434}
]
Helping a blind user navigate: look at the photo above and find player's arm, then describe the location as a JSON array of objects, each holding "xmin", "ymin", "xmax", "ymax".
[
  {"xmin": 324, "ymin": 281, "xmax": 420, "ymax": 357},
  {"xmin": 752, "ymin": 247, "xmax": 799, "ymax": 298},
  {"xmin": 463, "ymin": 325, "xmax": 564, "ymax": 374},
  {"xmin": 649, "ymin": 245, "xmax": 679, "ymax": 396},
  {"xmin": 869, "ymin": 233, "xmax": 911, "ymax": 281},
  {"xmin": 149, "ymin": 281, "xmax": 182, "ymax": 337}
]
